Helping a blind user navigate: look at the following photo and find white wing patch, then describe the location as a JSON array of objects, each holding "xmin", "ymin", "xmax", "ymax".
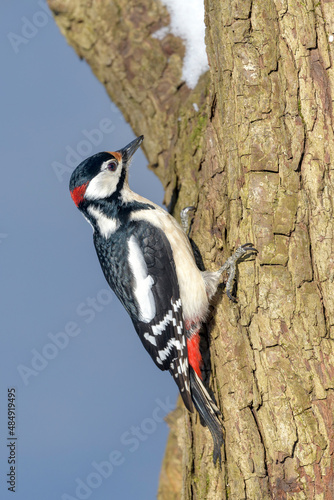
[
  {"xmin": 144, "ymin": 310, "xmax": 174, "ymax": 347},
  {"xmin": 172, "ymin": 298, "xmax": 182, "ymax": 311},
  {"xmin": 158, "ymin": 336, "xmax": 183, "ymax": 362},
  {"xmin": 152, "ymin": 310, "xmax": 173, "ymax": 336},
  {"xmin": 128, "ymin": 235, "xmax": 156, "ymax": 323},
  {"xmin": 143, "ymin": 332, "xmax": 157, "ymax": 346},
  {"xmin": 151, "ymin": 297, "xmax": 185, "ymax": 367},
  {"xmin": 87, "ymin": 206, "xmax": 120, "ymax": 238},
  {"xmin": 144, "ymin": 299, "xmax": 182, "ymax": 350}
]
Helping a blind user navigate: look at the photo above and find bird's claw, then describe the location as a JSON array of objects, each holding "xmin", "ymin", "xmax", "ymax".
[
  {"xmin": 226, "ymin": 289, "xmax": 238, "ymax": 303},
  {"xmin": 222, "ymin": 243, "xmax": 257, "ymax": 302},
  {"xmin": 240, "ymin": 242, "xmax": 258, "ymax": 254}
]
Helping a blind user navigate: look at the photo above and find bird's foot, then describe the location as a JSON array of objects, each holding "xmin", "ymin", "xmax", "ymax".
[
  {"xmin": 180, "ymin": 206, "xmax": 195, "ymax": 235},
  {"xmin": 219, "ymin": 243, "xmax": 257, "ymax": 302}
]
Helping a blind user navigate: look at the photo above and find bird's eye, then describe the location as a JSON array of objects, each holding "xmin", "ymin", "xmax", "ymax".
[{"xmin": 107, "ymin": 160, "xmax": 118, "ymax": 172}]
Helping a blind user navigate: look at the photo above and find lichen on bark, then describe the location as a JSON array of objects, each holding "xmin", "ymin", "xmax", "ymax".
[{"xmin": 49, "ymin": 0, "xmax": 334, "ymax": 498}]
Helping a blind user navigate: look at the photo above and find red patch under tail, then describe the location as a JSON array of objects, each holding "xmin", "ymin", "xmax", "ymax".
[{"xmin": 186, "ymin": 329, "xmax": 203, "ymax": 380}]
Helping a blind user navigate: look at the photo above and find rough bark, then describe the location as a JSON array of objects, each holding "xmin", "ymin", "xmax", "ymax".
[{"xmin": 49, "ymin": 0, "xmax": 334, "ymax": 498}]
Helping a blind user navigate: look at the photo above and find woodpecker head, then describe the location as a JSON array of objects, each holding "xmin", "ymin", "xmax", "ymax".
[{"xmin": 69, "ymin": 135, "xmax": 144, "ymax": 209}]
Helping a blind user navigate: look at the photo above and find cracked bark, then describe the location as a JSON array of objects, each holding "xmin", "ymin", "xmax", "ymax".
[{"xmin": 48, "ymin": 0, "xmax": 334, "ymax": 498}]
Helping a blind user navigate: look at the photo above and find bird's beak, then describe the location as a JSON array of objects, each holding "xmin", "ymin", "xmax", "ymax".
[{"xmin": 117, "ymin": 136, "xmax": 144, "ymax": 163}]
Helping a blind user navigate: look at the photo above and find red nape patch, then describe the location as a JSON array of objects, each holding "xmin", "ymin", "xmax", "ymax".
[
  {"xmin": 187, "ymin": 332, "xmax": 203, "ymax": 379},
  {"xmin": 70, "ymin": 182, "xmax": 88, "ymax": 207}
]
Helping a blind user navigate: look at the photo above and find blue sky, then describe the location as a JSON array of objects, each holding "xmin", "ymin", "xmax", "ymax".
[{"xmin": 1, "ymin": 2, "xmax": 178, "ymax": 499}]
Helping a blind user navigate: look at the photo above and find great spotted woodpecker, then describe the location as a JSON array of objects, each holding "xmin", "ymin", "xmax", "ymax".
[{"xmin": 69, "ymin": 136, "xmax": 256, "ymax": 464}]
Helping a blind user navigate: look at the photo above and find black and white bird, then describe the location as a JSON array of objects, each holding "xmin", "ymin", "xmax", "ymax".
[{"xmin": 69, "ymin": 136, "xmax": 256, "ymax": 464}]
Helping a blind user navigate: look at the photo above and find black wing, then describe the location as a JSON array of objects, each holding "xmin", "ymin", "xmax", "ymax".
[{"xmin": 94, "ymin": 221, "xmax": 193, "ymax": 412}]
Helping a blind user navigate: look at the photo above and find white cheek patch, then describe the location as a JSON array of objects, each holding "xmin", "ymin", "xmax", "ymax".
[
  {"xmin": 85, "ymin": 169, "xmax": 121, "ymax": 200},
  {"xmin": 87, "ymin": 206, "xmax": 120, "ymax": 238},
  {"xmin": 128, "ymin": 235, "xmax": 156, "ymax": 323}
]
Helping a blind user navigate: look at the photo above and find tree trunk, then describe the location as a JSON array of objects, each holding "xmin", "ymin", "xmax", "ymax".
[{"xmin": 49, "ymin": 0, "xmax": 334, "ymax": 498}]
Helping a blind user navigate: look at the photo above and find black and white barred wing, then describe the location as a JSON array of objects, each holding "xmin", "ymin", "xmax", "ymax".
[{"xmin": 128, "ymin": 222, "xmax": 193, "ymax": 413}]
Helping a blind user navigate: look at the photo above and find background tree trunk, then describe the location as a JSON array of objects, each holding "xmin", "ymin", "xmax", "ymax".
[{"xmin": 48, "ymin": 0, "xmax": 334, "ymax": 498}]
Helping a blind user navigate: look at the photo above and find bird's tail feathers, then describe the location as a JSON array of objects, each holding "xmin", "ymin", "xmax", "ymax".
[{"xmin": 189, "ymin": 366, "xmax": 224, "ymax": 465}]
